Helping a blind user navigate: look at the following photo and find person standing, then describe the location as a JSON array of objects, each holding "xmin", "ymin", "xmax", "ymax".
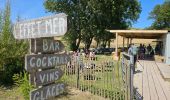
[{"xmin": 128, "ymin": 44, "xmax": 138, "ymax": 72}]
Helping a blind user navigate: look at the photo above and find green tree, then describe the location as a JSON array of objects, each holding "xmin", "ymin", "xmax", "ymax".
[
  {"xmin": 148, "ymin": 1, "xmax": 170, "ymax": 30},
  {"xmin": 44, "ymin": 0, "xmax": 141, "ymax": 50},
  {"xmin": 0, "ymin": 0, "xmax": 28, "ymax": 85}
]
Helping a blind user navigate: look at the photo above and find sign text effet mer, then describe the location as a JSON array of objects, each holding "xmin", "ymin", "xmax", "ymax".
[{"xmin": 13, "ymin": 13, "xmax": 67, "ymax": 39}]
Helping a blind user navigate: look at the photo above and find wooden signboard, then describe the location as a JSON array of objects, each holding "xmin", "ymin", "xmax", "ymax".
[
  {"xmin": 34, "ymin": 68, "xmax": 64, "ymax": 86},
  {"xmin": 30, "ymin": 83, "xmax": 65, "ymax": 100},
  {"xmin": 31, "ymin": 38, "xmax": 65, "ymax": 53},
  {"xmin": 13, "ymin": 13, "xmax": 67, "ymax": 39},
  {"xmin": 25, "ymin": 54, "xmax": 71, "ymax": 72},
  {"xmin": 13, "ymin": 12, "xmax": 68, "ymax": 100}
]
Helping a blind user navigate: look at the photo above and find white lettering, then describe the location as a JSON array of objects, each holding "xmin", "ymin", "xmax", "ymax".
[
  {"xmin": 46, "ymin": 19, "xmax": 52, "ymax": 34},
  {"xmin": 46, "ymin": 88, "xmax": 51, "ymax": 99},
  {"xmin": 51, "ymin": 86, "xmax": 55, "ymax": 97},
  {"xmin": 37, "ymin": 21, "xmax": 41, "ymax": 35},
  {"xmin": 53, "ymin": 18, "xmax": 59, "ymax": 34},
  {"xmin": 36, "ymin": 58, "xmax": 41, "ymax": 67},
  {"xmin": 43, "ymin": 39, "xmax": 48, "ymax": 52},
  {"xmin": 55, "ymin": 42, "xmax": 60, "ymax": 51},
  {"xmin": 59, "ymin": 84, "xmax": 65, "ymax": 93},
  {"xmin": 48, "ymin": 57, "xmax": 53, "ymax": 66},
  {"xmin": 49, "ymin": 41, "xmax": 54, "ymax": 51},
  {"xmin": 59, "ymin": 18, "xmax": 65, "ymax": 34},
  {"xmin": 49, "ymin": 72, "xmax": 55, "ymax": 81},
  {"xmin": 40, "ymin": 74, "xmax": 45, "ymax": 83},
  {"xmin": 14, "ymin": 14, "xmax": 67, "ymax": 39},
  {"xmin": 54, "ymin": 71, "xmax": 59, "ymax": 80},
  {"xmin": 33, "ymin": 91, "xmax": 40, "ymax": 100},
  {"xmin": 42, "ymin": 57, "xmax": 47, "ymax": 67},
  {"xmin": 19, "ymin": 24, "xmax": 24, "ymax": 38},
  {"xmin": 30, "ymin": 57, "xmax": 35, "ymax": 67}
]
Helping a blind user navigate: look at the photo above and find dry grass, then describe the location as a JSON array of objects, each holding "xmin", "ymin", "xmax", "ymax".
[
  {"xmin": 0, "ymin": 86, "xmax": 24, "ymax": 100},
  {"xmin": 56, "ymin": 87, "xmax": 108, "ymax": 100},
  {"xmin": 0, "ymin": 86, "xmax": 108, "ymax": 100}
]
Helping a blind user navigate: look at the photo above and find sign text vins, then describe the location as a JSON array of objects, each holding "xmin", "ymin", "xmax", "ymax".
[{"xmin": 35, "ymin": 68, "xmax": 63, "ymax": 86}]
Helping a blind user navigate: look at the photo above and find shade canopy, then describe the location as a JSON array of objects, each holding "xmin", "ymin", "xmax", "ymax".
[{"xmin": 109, "ymin": 30, "xmax": 168, "ymax": 39}]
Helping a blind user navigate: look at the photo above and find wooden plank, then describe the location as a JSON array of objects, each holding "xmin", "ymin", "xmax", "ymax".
[
  {"xmin": 147, "ymin": 61, "xmax": 158, "ymax": 100},
  {"xmin": 134, "ymin": 61, "xmax": 143, "ymax": 99},
  {"xmin": 34, "ymin": 68, "xmax": 64, "ymax": 86},
  {"xmin": 142, "ymin": 61, "xmax": 151, "ymax": 100},
  {"xmin": 31, "ymin": 38, "xmax": 65, "ymax": 53},
  {"xmin": 150, "ymin": 62, "xmax": 166, "ymax": 100},
  {"xmin": 135, "ymin": 60, "xmax": 170, "ymax": 100},
  {"xmin": 30, "ymin": 83, "xmax": 65, "ymax": 100},
  {"xmin": 13, "ymin": 13, "xmax": 67, "ymax": 39},
  {"xmin": 25, "ymin": 54, "xmax": 71, "ymax": 72},
  {"xmin": 152, "ymin": 62, "xmax": 170, "ymax": 99}
]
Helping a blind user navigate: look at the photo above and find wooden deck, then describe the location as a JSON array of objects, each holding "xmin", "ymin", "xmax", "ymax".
[{"xmin": 134, "ymin": 60, "xmax": 170, "ymax": 100}]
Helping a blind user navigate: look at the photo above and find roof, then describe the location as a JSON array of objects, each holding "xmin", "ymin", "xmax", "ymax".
[{"xmin": 109, "ymin": 30, "xmax": 168, "ymax": 39}]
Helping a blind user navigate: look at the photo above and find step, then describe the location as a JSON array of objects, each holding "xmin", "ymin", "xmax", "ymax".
[{"xmin": 156, "ymin": 62, "xmax": 170, "ymax": 81}]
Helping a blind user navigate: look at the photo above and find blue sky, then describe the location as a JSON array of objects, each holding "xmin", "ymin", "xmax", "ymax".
[{"xmin": 0, "ymin": 0, "xmax": 165, "ymax": 28}]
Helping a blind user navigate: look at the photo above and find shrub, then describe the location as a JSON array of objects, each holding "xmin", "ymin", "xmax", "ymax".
[
  {"xmin": 13, "ymin": 72, "xmax": 33, "ymax": 100},
  {"xmin": 0, "ymin": 57, "xmax": 25, "ymax": 85}
]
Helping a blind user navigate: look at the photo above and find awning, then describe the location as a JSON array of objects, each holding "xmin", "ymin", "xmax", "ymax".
[{"xmin": 109, "ymin": 30, "xmax": 168, "ymax": 39}]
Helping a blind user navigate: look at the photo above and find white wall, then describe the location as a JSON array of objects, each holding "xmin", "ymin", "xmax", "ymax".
[
  {"xmin": 162, "ymin": 34, "xmax": 167, "ymax": 57},
  {"xmin": 165, "ymin": 32, "xmax": 170, "ymax": 65}
]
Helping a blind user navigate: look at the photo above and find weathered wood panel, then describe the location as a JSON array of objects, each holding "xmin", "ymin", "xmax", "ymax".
[
  {"xmin": 13, "ymin": 13, "xmax": 67, "ymax": 39},
  {"xmin": 25, "ymin": 54, "xmax": 71, "ymax": 72},
  {"xmin": 34, "ymin": 68, "xmax": 64, "ymax": 86},
  {"xmin": 30, "ymin": 83, "xmax": 65, "ymax": 100},
  {"xmin": 31, "ymin": 38, "xmax": 65, "ymax": 53}
]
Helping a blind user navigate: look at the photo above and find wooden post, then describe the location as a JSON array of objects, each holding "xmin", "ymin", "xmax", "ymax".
[
  {"xmin": 116, "ymin": 32, "xmax": 118, "ymax": 56},
  {"xmin": 77, "ymin": 61, "xmax": 80, "ymax": 88},
  {"xmin": 130, "ymin": 38, "xmax": 132, "ymax": 44},
  {"xmin": 123, "ymin": 37, "xmax": 125, "ymax": 51},
  {"xmin": 127, "ymin": 38, "xmax": 129, "ymax": 48}
]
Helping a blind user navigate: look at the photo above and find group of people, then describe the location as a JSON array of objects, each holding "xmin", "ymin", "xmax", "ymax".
[
  {"xmin": 138, "ymin": 44, "xmax": 155, "ymax": 59},
  {"xmin": 73, "ymin": 48, "xmax": 96, "ymax": 61},
  {"xmin": 128, "ymin": 44, "xmax": 155, "ymax": 61},
  {"xmin": 128, "ymin": 43, "xmax": 157, "ymax": 72}
]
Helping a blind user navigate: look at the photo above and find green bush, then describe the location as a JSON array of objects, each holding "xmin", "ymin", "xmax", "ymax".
[
  {"xmin": 1, "ymin": 57, "xmax": 25, "ymax": 85},
  {"xmin": 13, "ymin": 72, "xmax": 33, "ymax": 100}
]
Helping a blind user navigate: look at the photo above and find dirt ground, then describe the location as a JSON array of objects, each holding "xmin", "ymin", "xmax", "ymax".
[
  {"xmin": 0, "ymin": 86, "xmax": 24, "ymax": 100},
  {"xmin": 0, "ymin": 86, "xmax": 107, "ymax": 100},
  {"xmin": 56, "ymin": 87, "xmax": 108, "ymax": 100}
]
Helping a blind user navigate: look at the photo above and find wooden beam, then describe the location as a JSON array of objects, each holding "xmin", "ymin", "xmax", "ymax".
[
  {"xmin": 123, "ymin": 37, "xmax": 125, "ymax": 51},
  {"xmin": 116, "ymin": 32, "xmax": 118, "ymax": 56},
  {"xmin": 109, "ymin": 30, "xmax": 168, "ymax": 34}
]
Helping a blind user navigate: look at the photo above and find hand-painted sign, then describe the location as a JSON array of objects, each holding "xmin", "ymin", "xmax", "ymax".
[
  {"xmin": 35, "ymin": 68, "xmax": 64, "ymax": 86},
  {"xmin": 25, "ymin": 54, "xmax": 71, "ymax": 71},
  {"xmin": 13, "ymin": 13, "xmax": 67, "ymax": 39},
  {"xmin": 31, "ymin": 38, "xmax": 65, "ymax": 53},
  {"xmin": 30, "ymin": 83, "xmax": 65, "ymax": 100}
]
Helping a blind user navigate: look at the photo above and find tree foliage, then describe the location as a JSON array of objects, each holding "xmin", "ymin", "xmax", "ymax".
[
  {"xmin": 44, "ymin": 0, "xmax": 141, "ymax": 50},
  {"xmin": 148, "ymin": 1, "xmax": 170, "ymax": 30},
  {"xmin": 0, "ymin": 1, "xmax": 28, "ymax": 85}
]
